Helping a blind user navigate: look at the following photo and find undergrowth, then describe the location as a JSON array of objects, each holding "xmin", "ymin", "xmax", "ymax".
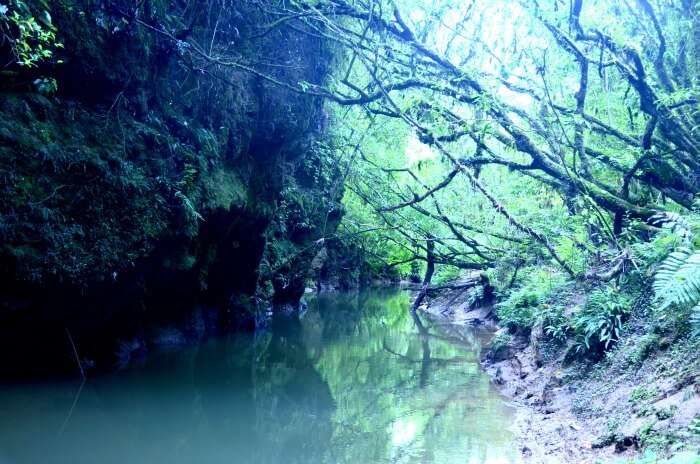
[
  {"xmin": 491, "ymin": 208, "xmax": 700, "ymax": 359},
  {"xmin": 493, "ymin": 265, "xmax": 634, "ymax": 355},
  {"xmin": 493, "ymin": 266, "xmax": 568, "ymax": 332}
]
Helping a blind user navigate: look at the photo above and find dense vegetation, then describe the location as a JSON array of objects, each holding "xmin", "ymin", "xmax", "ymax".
[
  {"xmin": 0, "ymin": 0, "xmax": 343, "ymax": 374},
  {"xmin": 212, "ymin": 1, "xmax": 700, "ymax": 458},
  {"xmin": 238, "ymin": 0, "xmax": 700, "ymax": 354},
  {"xmin": 1, "ymin": 0, "xmax": 700, "ymax": 460}
]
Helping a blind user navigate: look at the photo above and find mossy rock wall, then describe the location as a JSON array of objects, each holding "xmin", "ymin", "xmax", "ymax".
[{"xmin": 0, "ymin": 0, "xmax": 341, "ymax": 377}]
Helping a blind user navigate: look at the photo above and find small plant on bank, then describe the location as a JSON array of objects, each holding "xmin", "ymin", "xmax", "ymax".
[
  {"xmin": 543, "ymin": 305, "xmax": 570, "ymax": 343},
  {"xmin": 655, "ymin": 405, "xmax": 678, "ymax": 421},
  {"xmin": 572, "ymin": 286, "xmax": 631, "ymax": 353},
  {"xmin": 494, "ymin": 266, "xmax": 567, "ymax": 332},
  {"xmin": 629, "ymin": 386, "xmax": 659, "ymax": 404},
  {"xmin": 490, "ymin": 331, "xmax": 512, "ymax": 352}
]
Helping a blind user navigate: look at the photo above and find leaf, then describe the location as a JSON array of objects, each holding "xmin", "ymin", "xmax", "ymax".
[
  {"xmin": 654, "ymin": 248, "xmax": 700, "ymax": 310},
  {"xmin": 175, "ymin": 191, "xmax": 204, "ymax": 222},
  {"xmin": 690, "ymin": 304, "xmax": 700, "ymax": 337}
]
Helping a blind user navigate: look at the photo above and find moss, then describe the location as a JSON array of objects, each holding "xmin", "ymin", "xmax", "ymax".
[
  {"xmin": 490, "ymin": 332, "xmax": 513, "ymax": 353},
  {"xmin": 630, "ymin": 386, "xmax": 660, "ymax": 404},
  {"xmin": 630, "ymin": 333, "xmax": 663, "ymax": 365},
  {"xmin": 656, "ymin": 405, "xmax": 679, "ymax": 421}
]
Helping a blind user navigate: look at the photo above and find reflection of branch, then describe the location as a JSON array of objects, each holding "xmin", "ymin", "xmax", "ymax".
[
  {"xmin": 390, "ymin": 383, "xmax": 484, "ymax": 462},
  {"xmin": 382, "ymin": 340, "xmax": 472, "ymax": 365},
  {"xmin": 382, "ymin": 340, "xmax": 415, "ymax": 361},
  {"xmin": 65, "ymin": 328, "xmax": 86, "ymax": 380},
  {"xmin": 58, "ymin": 379, "xmax": 86, "ymax": 434}
]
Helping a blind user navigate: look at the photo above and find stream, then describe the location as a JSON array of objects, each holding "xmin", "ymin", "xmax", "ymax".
[{"xmin": 0, "ymin": 290, "xmax": 521, "ymax": 464}]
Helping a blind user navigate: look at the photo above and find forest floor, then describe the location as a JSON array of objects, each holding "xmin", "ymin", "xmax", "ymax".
[{"xmin": 419, "ymin": 280, "xmax": 700, "ymax": 464}]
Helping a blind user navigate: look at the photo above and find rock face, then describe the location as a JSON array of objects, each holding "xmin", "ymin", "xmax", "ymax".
[
  {"xmin": 312, "ymin": 238, "xmax": 403, "ymax": 291},
  {"xmin": 0, "ymin": 0, "xmax": 342, "ymax": 377}
]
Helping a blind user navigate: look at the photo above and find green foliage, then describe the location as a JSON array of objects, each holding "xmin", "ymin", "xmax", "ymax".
[
  {"xmin": 543, "ymin": 306, "xmax": 570, "ymax": 343},
  {"xmin": 572, "ymin": 286, "xmax": 631, "ymax": 353},
  {"xmin": 651, "ymin": 209, "xmax": 700, "ymax": 335},
  {"xmin": 0, "ymin": 0, "xmax": 62, "ymax": 68},
  {"xmin": 631, "ymin": 228, "xmax": 687, "ymax": 267},
  {"xmin": 654, "ymin": 249, "xmax": 700, "ymax": 311},
  {"xmin": 649, "ymin": 212, "xmax": 698, "ymax": 244},
  {"xmin": 629, "ymin": 385, "xmax": 658, "ymax": 404},
  {"xmin": 432, "ymin": 265, "xmax": 463, "ymax": 285},
  {"xmin": 494, "ymin": 267, "xmax": 567, "ymax": 331}
]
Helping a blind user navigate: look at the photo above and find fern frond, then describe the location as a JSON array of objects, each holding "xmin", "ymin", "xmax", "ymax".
[
  {"xmin": 653, "ymin": 248, "xmax": 700, "ymax": 310},
  {"xmin": 649, "ymin": 212, "xmax": 693, "ymax": 242},
  {"xmin": 690, "ymin": 304, "xmax": 700, "ymax": 337},
  {"xmin": 175, "ymin": 191, "xmax": 204, "ymax": 222}
]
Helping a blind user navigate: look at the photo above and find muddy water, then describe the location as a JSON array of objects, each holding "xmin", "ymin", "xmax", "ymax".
[{"xmin": 0, "ymin": 290, "xmax": 521, "ymax": 464}]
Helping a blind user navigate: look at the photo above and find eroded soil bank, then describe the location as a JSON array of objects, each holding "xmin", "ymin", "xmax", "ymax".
[{"xmin": 418, "ymin": 280, "xmax": 700, "ymax": 464}]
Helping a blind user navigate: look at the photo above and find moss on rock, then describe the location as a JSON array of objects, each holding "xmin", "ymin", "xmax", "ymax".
[{"xmin": 0, "ymin": 0, "xmax": 341, "ymax": 375}]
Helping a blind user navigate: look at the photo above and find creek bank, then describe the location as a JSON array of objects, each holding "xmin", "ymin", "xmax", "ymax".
[{"xmin": 418, "ymin": 279, "xmax": 700, "ymax": 463}]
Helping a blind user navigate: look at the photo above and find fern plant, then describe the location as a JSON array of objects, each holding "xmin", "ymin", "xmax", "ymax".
[
  {"xmin": 652, "ymin": 208, "xmax": 700, "ymax": 334},
  {"xmin": 649, "ymin": 212, "xmax": 694, "ymax": 243},
  {"xmin": 573, "ymin": 286, "xmax": 631, "ymax": 353},
  {"xmin": 653, "ymin": 248, "xmax": 700, "ymax": 310},
  {"xmin": 690, "ymin": 305, "xmax": 700, "ymax": 337}
]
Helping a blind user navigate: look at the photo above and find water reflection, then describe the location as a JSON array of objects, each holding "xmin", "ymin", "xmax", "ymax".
[
  {"xmin": 0, "ymin": 290, "xmax": 520, "ymax": 464},
  {"xmin": 307, "ymin": 291, "xmax": 520, "ymax": 464}
]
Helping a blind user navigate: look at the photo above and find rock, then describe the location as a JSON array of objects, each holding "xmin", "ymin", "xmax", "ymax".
[{"xmin": 494, "ymin": 367, "xmax": 504, "ymax": 385}]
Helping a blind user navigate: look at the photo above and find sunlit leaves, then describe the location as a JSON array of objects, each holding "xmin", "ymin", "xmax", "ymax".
[{"xmin": 1, "ymin": 1, "xmax": 62, "ymax": 68}]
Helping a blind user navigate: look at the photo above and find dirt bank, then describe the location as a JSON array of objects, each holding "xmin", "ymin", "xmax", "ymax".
[{"xmin": 418, "ymin": 280, "xmax": 700, "ymax": 463}]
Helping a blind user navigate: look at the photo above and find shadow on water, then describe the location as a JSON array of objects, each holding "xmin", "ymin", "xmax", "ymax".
[{"xmin": 0, "ymin": 290, "xmax": 521, "ymax": 464}]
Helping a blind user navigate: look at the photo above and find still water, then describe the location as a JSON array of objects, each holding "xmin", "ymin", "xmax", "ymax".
[{"xmin": 0, "ymin": 291, "xmax": 521, "ymax": 464}]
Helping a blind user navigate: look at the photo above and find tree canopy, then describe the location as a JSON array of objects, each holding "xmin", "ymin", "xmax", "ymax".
[{"xmin": 237, "ymin": 0, "xmax": 700, "ymax": 287}]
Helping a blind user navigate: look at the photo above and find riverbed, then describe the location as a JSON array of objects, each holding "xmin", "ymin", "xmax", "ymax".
[{"xmin": 0, "ymin": 290, "xmax": 521, "ymax": 464}]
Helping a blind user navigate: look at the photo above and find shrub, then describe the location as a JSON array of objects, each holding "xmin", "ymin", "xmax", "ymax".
[
  {"xmin": 494, "ymin": 267, "xmax": 567, "ymax": 332},
  {"xmin": 629, "ymin": 386, "xmax": 658, "ymax": 404},
  {"xmin": 572, "ymin": 286, "xmax": 631, "ymax": 353}
]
